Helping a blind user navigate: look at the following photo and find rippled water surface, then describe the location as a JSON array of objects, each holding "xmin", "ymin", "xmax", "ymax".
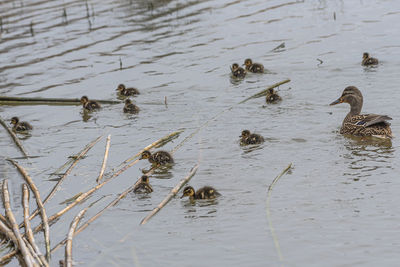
[{"xmin": 1, "ymin": 0, "xmax": 400, "ymax": 266}]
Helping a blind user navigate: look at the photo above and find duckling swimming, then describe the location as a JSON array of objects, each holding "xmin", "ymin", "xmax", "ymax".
[
  {"xmin": 243, "ymin": 58, "xmax": 264, "ymax": 73},
  {"xmin": 123, "ymin": 99, "xmax": 140, "ymax": 114},
  {"xmin": 116, "ymin": 84, "xmax": 140, "ymax": 96},
  {"xmin": 180, "ymin": 186, "xmax": 220, "ymax": 200},
  {"xmin": 230, "ymin": 63, "xmax": 246, "ymax": 79},
  {"xmin": 240, "ymin": 130, "xmax": 264, "ymax": 145},
  {"xmin": 80, "ymin": 96, "xmax": 101, "ymax": 111},
  {"xmin": 266, "ymin": 88, "xmax": 282, "ymax": 103},
  {"xmin": 140, "ymin": 150, "xmax": 174, "ymax": 165},
  {"xmin": 10, "ymin": 117, "xmax": 32, "ymax": 132},
  {"xmin": 133, "ymin": 175, "xmax": 153, "ymax": 193},
  {"xmin": 362, "ymin": 52, "xmax": 378, "ymax": 66}
]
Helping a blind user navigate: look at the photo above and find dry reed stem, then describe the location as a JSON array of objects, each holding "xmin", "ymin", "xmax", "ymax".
[
  {"xmin": 96, "ymin": 135, "xmax": 111, "ymax": 183},
  {"xmin": 0, "ymin": 250, "xmax": 18, "ymax": 265},
  {"xmin": 2, "ymin": 180, "xmax": 34, "ymax": 267},
  {"xmin": 140, "ymin": 164, "xmax": 199, "ymax": 225},
  {"xmin": 22, "ymin": 184, "xmax": 49, "ymax": 267},
  {"xmin": 266, "ymin": 163, "xmax": 292, "ymax": 264},
  {"xmin": 8, "ymin": 160, "xmax": 51, "ymax": 261},
  {"xmin": 238, "ymin": 79, "xmax": 291, "ymax": 104},
  {"xmin": 0, "ymin": 116, "xmax": 29, "ymax": 158},
  {"xmin": 65, "ymin": 208, "xmax": 87, "ymax": 267}
]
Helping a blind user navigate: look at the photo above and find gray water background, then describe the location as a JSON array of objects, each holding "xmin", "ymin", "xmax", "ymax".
[{"xmin": 1, "ymin": 0, "xmax": 400, "ymax": 266}]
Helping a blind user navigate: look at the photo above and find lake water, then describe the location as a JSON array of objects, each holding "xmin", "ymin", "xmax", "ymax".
[{"xmin": 1, "ymin": 0, "xmax": 400, "ymax": 266}]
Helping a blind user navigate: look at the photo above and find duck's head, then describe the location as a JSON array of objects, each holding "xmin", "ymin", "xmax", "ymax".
[
  {"xmin": 141, "ymin": 175, "xmax": 149, "ymax": 183},
  {"xmin": 10, "ymin": 117, "xmax": 19, "ymax": 125},
  {"xmin": 125, "ymin": 99, "xmax": 132, "ymax": 105},
  {"xmin": 181, "ymin": 186, "xmax": 195, "ymax": 198},
  {"xmin": 241, "ymin": 130, "xmax": 251, "ymax": 138},
  {"xmin": 267, "ymin": 88, "xmax": 275, "ymax": 95},
  {"xmin": 80, "ymin": 96, "xmax": 89, "ymax": 104},
  {"xmin": 243, "ymin": 58, "xmax": 253, "ymax": 67},
  {"xmin": 330, "ymin": 86, "xmax": 363, "ymax": 107},
  {"xmin": 362, "ymin": 52, "xmax": 369, "ymax": 59},
  {"xmin": 231, "ymin": 63, "xmax": 239, "ymax": 71},
  {"xmin": 140, "ymin": 150, "xmax": 152, "ymax": 160},
  {"xmin": 116, "ymin": 84, "xmax": 126, "ymax": 91}
]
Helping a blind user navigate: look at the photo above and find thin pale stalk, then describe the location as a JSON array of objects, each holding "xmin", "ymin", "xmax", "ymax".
[
  {"xmin": 2, "ymin": 180, "xmax": 34, "ymax": 267},
  {"xmin": 0, "ymin": 250, "xmax": 18, "ymax": 265},
  {"xmin": 96, "ymin": 135, "xmax": 111, "ymax": 183},
  {"xmin": 140, "ymin": 164, "xmax": 199, "ymax": 225},
  {"xmin": 65, "ymin": 208, "xmax": 87, "ymax": 267},
  {"xmin": 8, "ymin": 160, "xmax": 51, "ymax": 261},
  {"xmin": 266, "ymin": 163, "xmax": 292, "ymax": 265},
  {"xmin": 22, "ymin": 184, "xmax": 49, "ymax": 267},
  {"xmin": 0, "ymin": 116, "xmax": 29, "ymax": 158},
  {"xmin": 238, "ymin": 79, "xmax": 291, "ymax": 104},
  {"xmin": 23, "ymin": 237, "xmax": 43, "ymax": 266},
  {"xmin": 0, "ymin": 96, "xmax": 120, "ymax": 105}
]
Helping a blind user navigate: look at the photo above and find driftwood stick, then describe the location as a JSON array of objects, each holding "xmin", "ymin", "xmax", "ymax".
[
  {"xmin": 22, "ymin": 184, "xmax": 49, "ymax": 267},
  {"xmin": 96, "ymin": 134, "xmax": 111, "ymax": 183},
  {"xmin": 140, "ymin": 164, "xmax": 199, "ymax": 225},
  {"xmin": 65, "ymin": 208, "xmax": 87, "ymax": 267},
  {"xmin": 266, "ymin": 163, "xmax": 292, "ymax": 263},
  {"xmin": 0, "ymin": 116, "xmax": 29, "ymax": 158},
  {"xmin": 2, "ymin": 180, "xmax": 34, "ymax": 267},
  {"xmin": 238, "ymin": 79, "xmax": 291, "ymax": 104},
  {"xmin": 0, "ymin": 96, "xmax": 120, "ymax": 105},
  {"xmin": 7, "ymin": 160, "xmax": 51, "ymax": 261}
]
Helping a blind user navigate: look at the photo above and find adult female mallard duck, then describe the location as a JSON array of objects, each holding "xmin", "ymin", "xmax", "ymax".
[
  {"xmin": 116, "ymin": 84, "xmax": 140, "ymax": 96},
  {"xmin": 180, "ymin": 186, "xmax": 220, "ymax": 200},
  {"xmin": 243, "ymin": 58, "xmax": 264, "ymax": 73},
  {"xmin": 80, "ymin": 96, "xmax": 101, "ymax": 111},
  {"xmin": 330, "ymin": 86, "xmax": 392, "ymax": 139},
  {"xmin": 123, "ymin": 99, "xmax": 140, "ymax": 114},
  {"xmin": 265, "ymin": 88, "xmax": 282, "ymax": 103},
  {"xmin": 240, "ymin": 130, "xmax": 264, "ymax": 145},
  {"xmin": 362, "ymin": 52, "xmax": 378, "ymax": 66},
  {"xmin": 133, "ymin": 175, "xmax": 153, "ymax": 193},
  {"xmin": 230, "ymin": 63, "xmax": 246, "ymax": 79},
  {"xmin": 140, "ymin": 150, "xmax": 174, "ymax": 165},
  {"xmin": 10, "ymin": 117, "xmax": 32, "ymax": 132}
]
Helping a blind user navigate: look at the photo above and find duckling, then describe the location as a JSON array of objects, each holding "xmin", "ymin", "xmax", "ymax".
[
  {"xmin": 243, "ymin": 58, "xmax": 264, "ymax": 73},
  {"xmin": 133, "ymin": 175, "xmax": 153, "ymax": 193},
  {"xmin": 80, "ymin": 96, "xmax": 101, "ymax": 111},
  {"xmin": 362, "ymin": 52, "xmax": 378, "ymax": 66},
  {"xmin": 123, "ymin": 99, "xmax": 140, "ymax": 114},
  {"xmin": 10, "ymin": 117, "xmax": 32, "ymax": 132},
  {"xmin": 240, "ymin": 130, "xmax": 264, "ymax": 145},
  {"xmin": 116, "ymin": 84, "xmax": 140, "ymax": 96},
  {"xmin": 265, "ymin": 88, "xmax": 282, "ymax": 103},
  {"xmin": 140, "ymin": 150, "xmax": 174, "ymax": 165},
  {"xmin": 230, "ymin": 63, "xmax": 246, "ymax": 79},
  {"xmin": 180, "ymin": 186, "xmax": 220, "ymax": 200}
]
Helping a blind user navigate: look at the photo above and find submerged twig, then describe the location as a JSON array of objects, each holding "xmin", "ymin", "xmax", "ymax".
[
  {"xmin": 2, "ymin": 180, "xmax": 34, "ymax": 267},
  {"xmin": 0, "ymin": 96, "xmax": 120, "ymax": 106},
  {"xmin": 96, "ymin": 135, "xmax": 111, "ymax": 183},
  {"xmin": 140, "ymin": 164, "xmax": 199, "ymax": 225},
  {"xmin": 0, "ymin": 115, "xmax": 29, "ymax": 158},
  {"xmin": 266, "ymin": 163, "xmax": 292, "ymax": 264},
  {"xmin": 65, "ymin": 208, "xmax": 87, "ymax": 267}
]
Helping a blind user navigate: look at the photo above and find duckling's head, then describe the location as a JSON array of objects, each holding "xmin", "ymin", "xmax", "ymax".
[
  {"xmin": 80, "ymin": 96, "xmax": 89, "ymax": 104},
  {"xmin": 362, "ymin": 52, "xmax": 369, "ymax": 59},
  {"xmin": 330, "ymin": 86, "xmax": 363, "ymax": 107},
  {"xmin": 241, "ymin": 130, "xmax": 251, "ymax": 138},
  {"xmin": 117, "ymin": 84, "xmax": 126, "ymax": 91},
  {"xmin": 141, "ymin": 175, "xmax": 149, "ymax": 183},
  {"xmin": 243, "ymin": 58, "xmax": 253, "ymax": 67},
  {"xmin": 10, "ymin": 117, "xmax": 19, "ymax": 125},
  {"xmin": 267, "ymin": 88, "xmax": 275, "ymax": 95},
  {"xmin": 140, "ymin": 150, "xmax": 152, "ymax": 160},
  {"xmin": 125, "ymin": 99, "xmax": 132, "ymax": 105},
  {"xmin": 181, "ymin": 186, "xmax": 195, "ymax": 198},
  {"xmin": 231, "ymin": 63, "xmax": 239, "ymax": 71}
]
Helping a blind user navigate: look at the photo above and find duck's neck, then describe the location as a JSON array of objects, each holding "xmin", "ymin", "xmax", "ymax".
[{"xmin": 344, "ymin": 96, "xmax": 363, "ymax": 122}]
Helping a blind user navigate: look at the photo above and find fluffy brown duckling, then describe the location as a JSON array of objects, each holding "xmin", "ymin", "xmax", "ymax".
[
  {"xmin": 180, "ymin": 186, "xmax": 220, "ymax": 200},
  {"xmin": 362, "ymin": 52, "xmax": 378, "ymax": 66},
  {"xmin": 116, "ymin": 84, "xmax": 140, "ymax": 96},
  {"xmin": 266, "ymin": 88, "xmax": 282, "ymax": 103},
  {"xmin": 10, "ymin": 117, "xmax": 32, "ymax": 132},
  {"xmin": 243, "ymin": 58, "xmax": 264, "ymax": 73},
  {"xmin": 123, "ymin": 99, "xmax": 140, "ymax": 114},
  {"xmin": 80, "ymin": 96, "xmax": 101, "ymax": 111},
  {"xmin": 231, "ymin": 63, "xmax": 246, "ymax": 79},
  {"xmin": 330, "ymin": 86, "xmax": 392, "ymax": 139},
  {"xmin": 133, "ymin": 175, "xmax": 153, "ymax": 193},
  {"xmin": 140, "ymin": 150, "xmax": 174, "ymax": 165},
  {"xmin": 240, "ymin": 130, "xmax": 264, "ymax": 145}
]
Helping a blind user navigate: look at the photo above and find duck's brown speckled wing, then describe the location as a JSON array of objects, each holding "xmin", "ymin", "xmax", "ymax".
[
  {"xmin": 341, "ymin": 114, "xmax": 392, "ymax": 138},
  {"xmin": 152, "ymin": 151, "xmax": 173, "ymax": 164}
]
